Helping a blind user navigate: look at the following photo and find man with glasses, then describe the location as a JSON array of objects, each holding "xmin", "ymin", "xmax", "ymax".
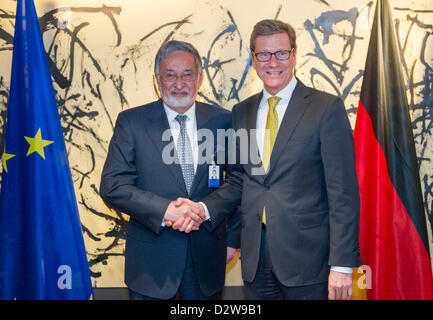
[
  {"xmin": 177, "ymin": 19, "xmax": 361, "ymax": 300},
  {"xmin": 100, "ymin": 40, "xmax": 240, "ymax": 300}
]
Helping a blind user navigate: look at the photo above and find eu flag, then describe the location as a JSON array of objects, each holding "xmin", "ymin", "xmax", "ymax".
[{"xmin": 0, "ymin": 0, "xmax": 93, "ymax": 299}]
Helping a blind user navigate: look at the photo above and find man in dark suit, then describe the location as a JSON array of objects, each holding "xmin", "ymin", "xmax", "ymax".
[
  {"xmin": 176, "ymin": 19, "xmax": 361, "ymax": 300},
  {"xmin": 100, "ymin": 40, "xmax": 239, "ymax": 300}
]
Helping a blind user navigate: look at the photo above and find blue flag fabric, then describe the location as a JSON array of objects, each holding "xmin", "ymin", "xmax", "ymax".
[{"xmin": 0, "ymin": 0, "xmax": 93, "ymax": 299}]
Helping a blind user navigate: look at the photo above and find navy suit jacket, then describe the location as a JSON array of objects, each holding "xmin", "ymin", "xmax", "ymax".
[{"xmin": 100, "ymin": 100, "xmax": 240, "ymax": 298}]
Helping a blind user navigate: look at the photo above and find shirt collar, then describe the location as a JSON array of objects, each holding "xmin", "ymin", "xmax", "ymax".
[
  {"xmin": 262, "ymin": 76, "xmax": 297, "ymax": 102},
  {"xmin": 163, "ymin": 102, "xmax": 196, "ymax": 123}
]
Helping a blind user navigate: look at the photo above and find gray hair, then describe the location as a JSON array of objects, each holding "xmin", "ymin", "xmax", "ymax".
[{"xmin": 154, "ymin": 40, "xmax": 203, "ymax": 75}]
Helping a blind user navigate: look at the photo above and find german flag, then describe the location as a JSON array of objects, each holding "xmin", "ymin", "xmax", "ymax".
[{"xmin": 354, "ymin": 0, "xmax": 433, "ymax": 299}]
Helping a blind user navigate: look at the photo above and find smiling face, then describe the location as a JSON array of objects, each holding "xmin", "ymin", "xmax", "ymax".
[
  {"xmin": 157, "ymin": 50, "xmax": 203, "ymax": 113},
  {"xmin": 252, "ymin": 32, "xmax": 296, "ymax": 95}
]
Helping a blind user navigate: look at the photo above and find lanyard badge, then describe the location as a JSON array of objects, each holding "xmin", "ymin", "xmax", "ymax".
[{"xmin": 208, "ymin": 154, "xmax": 221, "ymax": 188}]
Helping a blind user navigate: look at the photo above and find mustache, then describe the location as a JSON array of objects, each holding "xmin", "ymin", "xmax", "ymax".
[{"xmin": 170, "ymin": 88, "xmax": 189, "ymax": 94}]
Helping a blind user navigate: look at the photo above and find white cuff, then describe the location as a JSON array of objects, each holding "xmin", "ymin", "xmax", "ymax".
[
  {"xmin": 330, "ymin": 266, "xmax": 353, "ymax": 274},
  {"xmin": 199, "ymin": 202, "xmax": 211, "ymax": 220}
]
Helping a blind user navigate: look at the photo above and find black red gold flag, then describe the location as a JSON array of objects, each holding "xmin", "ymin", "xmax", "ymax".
[{"xmin": 354, "ymin": 0, "xmax": 433, "ymax": 299}]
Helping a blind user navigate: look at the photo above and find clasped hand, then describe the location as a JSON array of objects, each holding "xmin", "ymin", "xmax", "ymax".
[{"xmin": 163, "ymin": 198, "xmax": 206, "ymax": 233}]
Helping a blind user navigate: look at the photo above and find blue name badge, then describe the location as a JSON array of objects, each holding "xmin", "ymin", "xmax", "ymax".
[{"xmin": 208, "ymin": 165, "xmax": 220, "ymax": 188}]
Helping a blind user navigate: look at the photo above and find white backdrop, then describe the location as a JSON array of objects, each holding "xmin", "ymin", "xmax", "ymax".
[{"xmin": 0, "ymin": 0, "xmax": 432, "ymax": 287}]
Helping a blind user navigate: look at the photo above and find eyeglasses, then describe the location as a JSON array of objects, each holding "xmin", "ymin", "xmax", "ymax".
[
  {"xmin": 253, "ymin": 48, "xmax": 295, "ymax": 62},
  {"xmin": 159, "ymin": 72, "xmax": 196, "ymax": 83}
]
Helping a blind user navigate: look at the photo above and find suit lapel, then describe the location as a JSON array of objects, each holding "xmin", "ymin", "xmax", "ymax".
[
  {"xmin": 267, "ymin": 81, "xmax": 310, "ymax": 176},
  {"xmin": 146, "ymin": 100, "xmax": 188, "ymax": 194},
  {"xmin": 246, "ymin": 93, "xmax": 262, "ymax": 133},
  {"xmin": 245, "ymin": 93, "xmax": 266, "ymax": 179}
]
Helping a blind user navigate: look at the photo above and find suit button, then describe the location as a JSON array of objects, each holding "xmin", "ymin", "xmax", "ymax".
[{"xmin": 264, "ymin": 184, "xmax": 270, "ymax": 190}]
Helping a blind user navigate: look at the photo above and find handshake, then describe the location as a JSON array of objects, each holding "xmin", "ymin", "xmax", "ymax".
[{"xmin": 163, "ymin": 198, "xmax": 206, "ymax": 233}]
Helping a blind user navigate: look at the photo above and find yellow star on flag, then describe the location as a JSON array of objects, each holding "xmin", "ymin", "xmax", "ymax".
[
  {"xmin": 2, "ymin": 151, "xmax": 15, "ymax": 173},
  {"xmin": 24, "ymin": 128, "xmax": 54, "ymax": 160}
]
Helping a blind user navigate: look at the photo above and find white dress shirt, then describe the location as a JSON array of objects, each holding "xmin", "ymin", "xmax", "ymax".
[
  {"xmin": 256, "ymin": 77, "xmax": 297, "ymax": 156},
  {"xmin": 163, "ymin": 103, "xmax": 198, "ymax": 173}
]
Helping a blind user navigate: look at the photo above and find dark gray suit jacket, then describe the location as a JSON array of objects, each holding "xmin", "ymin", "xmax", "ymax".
[
  {"xmin": 100, "ymin": 100, "xmax": 240, "ymax": 298},
  {"xmin": 203, "ymin": 80, "xmax": 361, "ymax": 287}
]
